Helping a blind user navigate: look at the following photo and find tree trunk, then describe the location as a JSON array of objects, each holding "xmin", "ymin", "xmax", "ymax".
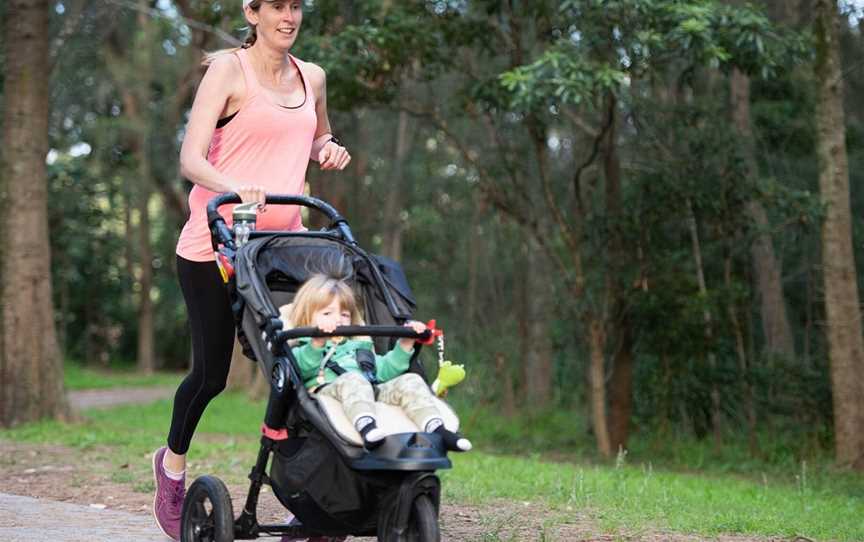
[
  {"xmin": 136, "ymin": 185, "xmax": 155, "ymax": 373},
  {"xmin": 686, "ymin": 199, "xmax": 722, "ymax": 448},
  {"xmin": 108, "ymin": 3, "xmax": 157, "ymax": 374},
  {"xmin": 520, "ymin": 237, "xmax": 553, "ymax": 407},
  {"xmin": 0, "ymin": 0, "xmax": 69, "ymax": 426},
  {"xmin": 814, "ymin": 0, "xmax": 864, "ymax": 468},
  {"xmin": 136, "ymin": 2, "xmax": 156, "ymax": 374},
  {"xmin": 729, "ymin": 68, "xmax": 795, "ymax": 358},
  {"xmin": 602, "ymin": 92, "xmax": 634, "ymax": 452},
  {"xmin": 226, "ymin": 338, "xmax": 255, "ymax": 391},
  {"xmin": 119, "ymin": 85, "xmax": 156, "ymax": 374},
  {"xmin": 608, "ymin": 321, "xmax": 634, "ymax": 453},
  {"xmin": 380, "ymin": 110, "xmax": 414, "ymax": 261},
  {"xmin": 587, "ymin": 316, "xmax": 612, "ymax": 458},
  {"xmin": 495, "ymin": 353, "xmax": 516, "ymax": 418},
  {"xmin": 724, "ymin": 246, "xmax": 758, "ymax": 456}
]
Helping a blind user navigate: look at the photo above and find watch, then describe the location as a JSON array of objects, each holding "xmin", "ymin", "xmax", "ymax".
[{"xmin": 327, "ymin": 135, "xmax": 342, "ymax": 146}]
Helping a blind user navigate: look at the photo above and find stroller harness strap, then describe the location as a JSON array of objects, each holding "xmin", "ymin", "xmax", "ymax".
[
  {"xmin": 315, "ymin": 344, "xmax": 380, "ymax": 387},
  {"xmin": 316, "ymin": 344, "xmax": 342, "ymax": 385},
  {"xmin": 355, "ymin": 348, "xmax": 380, "ymax": 385}
]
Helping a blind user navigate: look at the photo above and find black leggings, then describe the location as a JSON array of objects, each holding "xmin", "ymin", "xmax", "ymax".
[{"xmin": 167, "ymin": 255, "xmax": 236, "ymax": 455}]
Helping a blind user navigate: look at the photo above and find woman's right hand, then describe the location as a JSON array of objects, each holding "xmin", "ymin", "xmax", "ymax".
[{"xmin": 234, "ymin": 185, "xmax": 266, "ymax": 209}]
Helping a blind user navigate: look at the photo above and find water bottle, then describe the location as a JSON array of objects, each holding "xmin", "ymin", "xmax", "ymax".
[{"xmin": 232, "ymin": 202, "xmax": 259, "ymax": 247}]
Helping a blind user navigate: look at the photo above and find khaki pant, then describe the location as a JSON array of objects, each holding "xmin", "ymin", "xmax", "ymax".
[{"xmin": 316, "ymin": 372, "xmax": 440, "ymax": 430}]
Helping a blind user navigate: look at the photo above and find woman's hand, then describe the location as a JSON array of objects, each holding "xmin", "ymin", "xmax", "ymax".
[
  {"xmin": 398, "ymin": 321, "xmax": 427, "ymax": 352},
  {"xmin": 318, "ymin": 141, "xmax": 351, "ymax": 171},
  {"xmin": 234, "ymin": 185, "xmax": 266, "ymax": 209}
]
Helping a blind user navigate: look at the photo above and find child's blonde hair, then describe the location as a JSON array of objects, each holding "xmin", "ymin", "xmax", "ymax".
[{"xmin": 286, "ymin": 274, "xmax": 364, "ymax": 328}]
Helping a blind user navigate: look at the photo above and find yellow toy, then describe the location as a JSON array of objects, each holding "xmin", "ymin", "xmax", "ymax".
[
  {"xmin": 432, "ymin": 360, "xmax": 465, "ymax": 397},
  {"xmin": 421, "ymin": 320, "xmax": 466, "ymax": 397}
]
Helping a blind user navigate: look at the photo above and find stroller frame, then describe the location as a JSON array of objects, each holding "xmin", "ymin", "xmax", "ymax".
[{"xmin": 179, "ymin": 193, "xmax": 451, "ymax": 542}]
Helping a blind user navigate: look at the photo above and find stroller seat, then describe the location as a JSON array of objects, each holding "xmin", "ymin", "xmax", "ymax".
[{"xmin": 314, "ymin": 394, "xmax": 460, "ymax": 447}]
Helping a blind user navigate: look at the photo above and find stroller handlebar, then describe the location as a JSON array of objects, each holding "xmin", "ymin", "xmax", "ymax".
[
  {"xmin": 207, "ymin": 193, "xmax": 355, "ymax": 248},
  {"xmin": 276, "ymin": 325, "xmax": 432, "ymax": 343}
]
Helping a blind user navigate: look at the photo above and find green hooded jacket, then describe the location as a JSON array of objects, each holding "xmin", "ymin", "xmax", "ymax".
[{"xmin": 291, "ymin": 338, "xmax": 412, "ymax": 389}]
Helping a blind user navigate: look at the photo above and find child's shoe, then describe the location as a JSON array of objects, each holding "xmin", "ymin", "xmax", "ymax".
[
  {"xmin": 360, "ymin": 425, "xmax": 386, "ymax": 449},
  {"xmin": 433, "ymin": 426, "xmax": 472, "ymax": 452},
  {"xmin": 356, "ymin": 416, "xmax": 385, "ymax": 449},
  {"xmin": 152, "ymin": 446, "xmax": 185, "ymax": 541}
]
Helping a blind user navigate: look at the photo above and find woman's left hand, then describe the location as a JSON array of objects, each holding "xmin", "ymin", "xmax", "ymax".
[{"xmin": 318, "ymin": 141, "xmax": 351, "ymax": 171}]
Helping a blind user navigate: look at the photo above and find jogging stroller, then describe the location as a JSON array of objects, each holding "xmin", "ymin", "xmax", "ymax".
[{"xmin": 179, "ymin": 193, "xmax": 461, "ymax": 542}]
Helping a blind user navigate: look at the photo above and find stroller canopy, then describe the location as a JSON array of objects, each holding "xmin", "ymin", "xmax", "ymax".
[{"xmin": 233, "ymin": 234, "xmax": 417, "ymax": 335}]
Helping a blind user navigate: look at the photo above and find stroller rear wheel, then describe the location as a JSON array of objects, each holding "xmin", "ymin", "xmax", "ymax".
[
  {"xmin": 181, "ymin": 475, "xmax": 235, "ymax": 542},
  {"xmin": 405, "ymin": 494, "xmax": 439, "ymax": 542}
]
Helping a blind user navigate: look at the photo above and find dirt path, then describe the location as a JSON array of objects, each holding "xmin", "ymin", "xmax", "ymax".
[
  {"xmin": 68, "ymin": 386, "xmax": 175, "ymax": 410},
  {"xmin": 0, "ymin": 493, "xmax": 162, "ymax": 542}
]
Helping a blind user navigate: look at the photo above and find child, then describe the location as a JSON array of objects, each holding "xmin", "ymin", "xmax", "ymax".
[{"xmin": 282, "ymin": 274, "xmax": 471, "ymax": 452}]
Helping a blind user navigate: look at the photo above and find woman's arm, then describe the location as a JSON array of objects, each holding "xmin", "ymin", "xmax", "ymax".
[
  {"xmin": 306, "ymin": 63, "xmax": 351, "ymax": 170},
  {"xmin": 179, "ymin": 54, "xmax": 265, "ymax": 205}
]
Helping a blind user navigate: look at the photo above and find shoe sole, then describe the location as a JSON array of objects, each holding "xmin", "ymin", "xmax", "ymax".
[{"xmin": 152, "ymin": 448, "xmax": 178, "ymax": 541}]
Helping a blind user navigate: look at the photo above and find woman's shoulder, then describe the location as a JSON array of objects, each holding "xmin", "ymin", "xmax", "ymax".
[
  {"xmin": 294, "ymin": 57, "xmax": 326, "ymax": 87},
  {"xmin": 293, "ymin": 56, "xmax": 325, "ymax": 74},
  {"xmin": 206, "ymin": 51, "xmax": 243, "ymax": 77}
]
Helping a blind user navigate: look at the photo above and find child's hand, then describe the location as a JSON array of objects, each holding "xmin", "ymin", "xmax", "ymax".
[
  {"xmin": 312, "ymin": 322, "xmax": 339, "ymax": 348},
  {"xmin": 398, "ymin": 320, "xmax": 427, "ymax": 352}
]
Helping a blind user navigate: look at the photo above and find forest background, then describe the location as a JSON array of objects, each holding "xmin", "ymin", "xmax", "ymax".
[{"xmin": 2, "ymin": 0, "xmax": 864, "ymax": 474}]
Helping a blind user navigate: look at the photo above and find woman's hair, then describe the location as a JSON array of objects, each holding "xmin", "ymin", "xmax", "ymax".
[
  {"xmin": 287, "ymin": 274, "xmax": 364, "ymax": 328},
  {"xmin": 201, "ymin": 0, "xmax": 263, "ymax": 66}
]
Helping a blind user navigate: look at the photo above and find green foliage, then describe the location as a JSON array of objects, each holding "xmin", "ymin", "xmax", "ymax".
[{"xmin": 501, "ymin": 0, "xmax": 808, "ymax": 113}]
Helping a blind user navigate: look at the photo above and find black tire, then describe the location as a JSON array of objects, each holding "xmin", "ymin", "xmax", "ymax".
[
  {"xmin": 181, "ymin": 475, "xmax": 235, "ymax": 542},
  {"xmin": 406, "ymin": 494, "xmax": 439, "ymax": 542}
]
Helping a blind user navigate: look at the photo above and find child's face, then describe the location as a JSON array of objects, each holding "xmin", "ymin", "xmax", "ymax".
[{"xmin": 311, "ymin": 296, "xmax": 352, "ymax": 330}]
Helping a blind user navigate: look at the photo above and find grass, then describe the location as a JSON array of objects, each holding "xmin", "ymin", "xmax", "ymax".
[
  {"xmin": 3, "ymin": 390, "xmax": 864, "ymax": 540},
  {"xmin": 63, "ymin": 361, "xmax": 183, "ymax": 390}
]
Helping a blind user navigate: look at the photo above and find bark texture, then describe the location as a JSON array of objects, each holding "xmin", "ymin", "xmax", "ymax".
[
  {"xmin": 814, "ymin": 0, "xmax": 864, "ymax": 468},
  {"xmin": 0, "ymin": 0, "xmax": 69, "ymax": 426}
]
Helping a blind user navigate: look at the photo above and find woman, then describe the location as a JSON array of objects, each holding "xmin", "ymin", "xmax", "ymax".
[{"xmin": 152, "ymin": 1, "xmax": 351, "ymax": 539}]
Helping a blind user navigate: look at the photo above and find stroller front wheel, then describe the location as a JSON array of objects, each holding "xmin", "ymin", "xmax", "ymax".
[
  {"xmin": 181, "ymin": 475, "xmax": 235, "ymax": 542},
  {"xmin": 406, "ymin": 494, "xmax": 440, "ymax": 542}
]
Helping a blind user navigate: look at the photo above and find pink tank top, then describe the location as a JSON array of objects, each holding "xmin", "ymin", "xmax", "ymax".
[{"xmin": 176, "ymin": 49, "xmax": 318, "ymax": 262}]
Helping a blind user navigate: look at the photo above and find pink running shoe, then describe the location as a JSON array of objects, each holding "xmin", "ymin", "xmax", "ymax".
[{"xmin": 152, "ymin": 446, "xmax": 185, "ymax": 541}]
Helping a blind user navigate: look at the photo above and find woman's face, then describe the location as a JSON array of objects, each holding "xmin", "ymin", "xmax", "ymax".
[{"xmin": 247, "ymin": 0, "xmax": 303, "ymax": 50}]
